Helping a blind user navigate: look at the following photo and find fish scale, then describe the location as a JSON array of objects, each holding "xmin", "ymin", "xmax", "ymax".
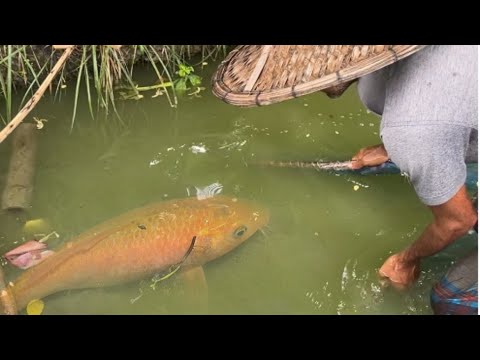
[{"xmin": 3, "ymin": 195, "xmax": 269, "ymax": 313}]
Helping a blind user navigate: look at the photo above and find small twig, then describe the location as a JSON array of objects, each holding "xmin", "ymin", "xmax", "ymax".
[
  {"xmin": 38, "ymin": 231, "xmax": 60, "ymax": 243},
  {"xmin": 52, "ymin": 45, "xmax": 74, "ymax": 50},
  {"xmin": 0, "ymin": 46, "xmax": 75, "ymax": 144},
  {"xmin": 150, "ymin": 236, "xmax": 196, "ymax": 290}
]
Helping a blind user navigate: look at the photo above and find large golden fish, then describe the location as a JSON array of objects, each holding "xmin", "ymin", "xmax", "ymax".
[{"xmin": 1, "ymin": 195, "xmax": 269, "ymax": 314}]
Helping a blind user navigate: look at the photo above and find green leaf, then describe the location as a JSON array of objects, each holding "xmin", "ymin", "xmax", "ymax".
[
  {"xmin": 188, "ymin": 74, "xmax": 202, "ymax": 87},
  {"xmin": 174, "ymin": 78, "xmax": 187, "ymax": 91}
]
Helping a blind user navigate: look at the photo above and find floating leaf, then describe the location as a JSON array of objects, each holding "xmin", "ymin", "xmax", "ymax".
[
  {"xmin": 27, "ymin": 299, "xmax": 45, "ymax": 315},
  {"xmin": 188, "ymin": 74, "xmax": 202, "ymax": 87},
  {"xmin": 23, "ymin": 218, "xmax": 51, "ymax": 235},
  {"xmin": 353, "ymin": 185, "xmax": 360, "ymax": 191}
]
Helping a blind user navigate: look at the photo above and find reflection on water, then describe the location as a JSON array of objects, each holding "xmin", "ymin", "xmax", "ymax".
[{"xmin": 0, "ymin": 62, "xmax": 477, "ymax": 314}]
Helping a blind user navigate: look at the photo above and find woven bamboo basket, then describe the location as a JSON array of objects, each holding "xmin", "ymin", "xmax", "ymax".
[{"xmin": 212, "ymin": 45, "xmax": 426, "ymax": 107}]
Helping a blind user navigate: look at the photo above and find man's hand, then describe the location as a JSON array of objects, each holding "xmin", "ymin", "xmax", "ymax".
[
  {"xmin": 378, "ymin": 186, "xmax": 477, "ymax": 290},
  {"xmin": 351, "ymin": 144, "xmax": 389, "ymax": 170},
  {"xmin": 379, "ymin": 252, "xmax": 421, "ymax": 289}
]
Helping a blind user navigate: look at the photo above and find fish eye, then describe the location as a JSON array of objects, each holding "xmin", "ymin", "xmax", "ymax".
[{"xmin": 233, "ymin": 225, "xmax": 248, "ymax": 238}]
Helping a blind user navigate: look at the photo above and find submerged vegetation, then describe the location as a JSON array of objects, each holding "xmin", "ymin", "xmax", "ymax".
[{"xmin": 0, "ymin": 45, "xmax": 228, "ymax": 128}]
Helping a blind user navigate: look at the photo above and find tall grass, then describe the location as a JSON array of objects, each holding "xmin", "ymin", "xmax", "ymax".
[{"xmin": 0, "ymin": 45, "xmax": 228, "ymax": 128}]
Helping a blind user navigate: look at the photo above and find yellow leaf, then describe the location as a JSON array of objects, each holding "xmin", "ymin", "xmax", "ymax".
[
  {"xmin": 353, "ymin": 185, "xmax": 360, "ymax": 191},
  {"xmin": 23, "ymin": 218, "xmax": 51, "ymax": 235},
  {"xmin": 27, "ymin": 299, "xmax": 45, "ymax": 315}
]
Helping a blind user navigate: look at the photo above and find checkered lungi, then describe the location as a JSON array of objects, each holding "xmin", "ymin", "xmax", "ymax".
[{"xmin": 431, "ymin": 250, "xmax": 478, "ymax": 315}]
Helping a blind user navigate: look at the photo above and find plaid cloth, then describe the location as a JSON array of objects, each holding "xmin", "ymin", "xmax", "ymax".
[
  {"xmin": 430, "ymin": 250, "xmax": 478, "ymax": 315},
  {"xmin": 431, "ymin": 278, "xmax": 478, "ymax": 315}
]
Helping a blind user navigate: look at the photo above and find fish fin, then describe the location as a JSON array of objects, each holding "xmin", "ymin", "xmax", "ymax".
[
  {"xmin": 4, "ymin": 240, "xmax": 55, "ymax": 269},
  {"xmin": 176, "ymin": 266, "xmax": 209, "ymax": 313}
]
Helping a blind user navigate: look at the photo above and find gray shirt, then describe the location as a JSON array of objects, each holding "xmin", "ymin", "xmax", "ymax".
[{"xmin": 357, "ymin": 45, "xmax": 478, "ymax": 206}]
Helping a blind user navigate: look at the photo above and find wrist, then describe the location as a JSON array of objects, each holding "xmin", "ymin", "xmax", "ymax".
[{"xmin": 398, "ymin": 249, "xmax": 420, "ymax": 265}]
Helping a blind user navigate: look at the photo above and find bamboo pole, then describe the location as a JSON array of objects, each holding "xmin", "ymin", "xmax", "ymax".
[{"xmin": 0, "ymin": 46, "xmax": 75, "ymax": 145}]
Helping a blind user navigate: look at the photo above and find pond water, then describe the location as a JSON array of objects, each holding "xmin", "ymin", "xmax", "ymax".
[{"xmin": 0, "ymin": 61, "xmax": 477, "ymax": 314}]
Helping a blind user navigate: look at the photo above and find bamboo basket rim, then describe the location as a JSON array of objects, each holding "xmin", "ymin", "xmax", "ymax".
[{"xmin": 212, "ymin": 45, "xmax": 427, "ymax": 107}]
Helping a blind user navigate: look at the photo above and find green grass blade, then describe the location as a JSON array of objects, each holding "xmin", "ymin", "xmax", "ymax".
[
  {"xmin": 71, "ymin": 47, "xmax": 87, "ymax": 132},
  {"xmin": 6, "ymin": 45, "xmax": 12, "ymax": 121},
  {"xmin": 83, "ymin": 55, "xmax": 95, "ymax": 120}
]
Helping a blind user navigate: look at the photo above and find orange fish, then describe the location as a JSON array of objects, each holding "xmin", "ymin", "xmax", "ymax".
[{"xmin": 1, "ymin": 195, "xmax": 269, "ymax": 314}]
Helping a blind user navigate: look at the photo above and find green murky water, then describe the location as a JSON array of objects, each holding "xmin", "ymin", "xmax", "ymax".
[{"xmin": 0, "ymin": 62, "xmax": 477, "ymax": 315}]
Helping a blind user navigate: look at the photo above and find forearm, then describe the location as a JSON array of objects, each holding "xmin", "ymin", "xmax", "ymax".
[
  {"xmin": 400, "ymin": 185, "xmax": 477, "ymax": 264},
  {"xmin": 401, "ymin": 218, "xmax": 473, "ymax": 262}
]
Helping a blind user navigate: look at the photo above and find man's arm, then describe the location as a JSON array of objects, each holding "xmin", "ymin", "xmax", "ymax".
[{"xmin": 379, "ymin": 185, "xmax": 477, "ymax": 286}]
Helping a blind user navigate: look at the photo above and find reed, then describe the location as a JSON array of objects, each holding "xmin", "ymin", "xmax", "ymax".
[{"xmin": 0, "ymin": 45, "xmax": 228, "ymax": 128}]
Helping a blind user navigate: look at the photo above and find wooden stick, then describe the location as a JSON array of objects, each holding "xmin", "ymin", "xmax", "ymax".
[
  {"xmin": 0, "ymin": 46, "xmax": 75, "ymax": 145},
  {"xmin": 1, "ymin": 123, "xmax": 38, "ymax": 210},
  {"xmin": 53, "ymin": 45, "xmax": 122, "ymax": 50},
  {"xmin": 52, "ymin": 45, "xmax": 74, "ymax": 50}
]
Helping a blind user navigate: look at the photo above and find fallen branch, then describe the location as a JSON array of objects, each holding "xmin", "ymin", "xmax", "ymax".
[
  {"xmin": 0, "ymin": 46, "xmax": 75, "ymax": 144},
  {"xmin": 52, "ymin": 45, "xmax": 122, "ymax": 50}
]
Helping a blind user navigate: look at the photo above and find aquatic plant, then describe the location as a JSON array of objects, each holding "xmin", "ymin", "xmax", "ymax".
[{"xmin": 0, "ymin": 45, "xmax": 228, "ymax": 129}]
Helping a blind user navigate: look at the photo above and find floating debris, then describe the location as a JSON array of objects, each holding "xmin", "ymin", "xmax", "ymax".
[
  {"xmin": 33, "ymin": 117, "xmax": 48, "ymax": 130},
  {"xmin": 23, "ymin": 218, "xmax": 51, "ymax": 235},
  {"xmin": 27, "ymin": 299, "xmax": 44, "ymax": 315},
  {"xmin": 347, "ymin": 179, "xmax": 370, "ymax": 188},
  {"xmin": 190, "ymin": 145, "xmax": 207, "ymax": 154},
  {"xmin": 194, "ymin": 182, "xmax": 223, "ymax": 200}
]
